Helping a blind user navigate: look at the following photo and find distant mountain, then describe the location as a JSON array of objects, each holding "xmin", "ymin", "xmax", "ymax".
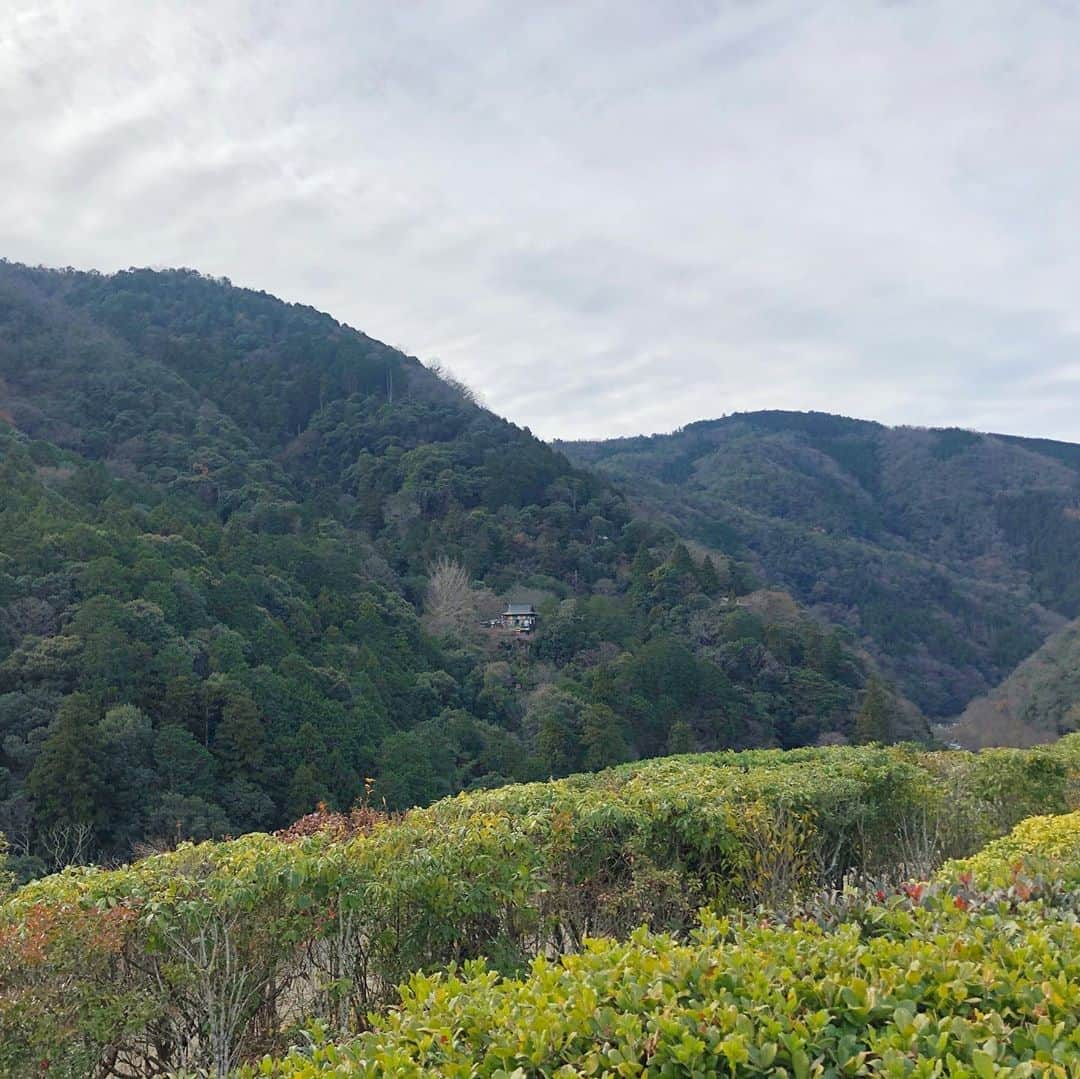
[
  {"xmin": 561, "ymin": 411, "xmax": 1080, "ymax": 717},
  {"xmin": 0, "ymin": 265, "xmax": 909, "ymax": 874},
  {"xmin": 949, "ymin": 618, "xmax": 1080, "ymax": 749}
]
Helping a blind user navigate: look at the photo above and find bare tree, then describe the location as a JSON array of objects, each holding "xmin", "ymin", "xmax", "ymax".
[
  {"xmin": 424, "ymin": 557, "xmax": 476, "ymax": 638},
  {"xmin": 39, "ymin": 820, "xmax": 95, "ymax": 871},
  {"xmin": 426, "ymin": 360, "xmax": 483, "ymax": 407}
]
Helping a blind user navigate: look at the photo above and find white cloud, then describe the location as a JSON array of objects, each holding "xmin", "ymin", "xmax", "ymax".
[{"xmin": 3, "ymin": 0, "xmax": 1080, "ymax": 441}]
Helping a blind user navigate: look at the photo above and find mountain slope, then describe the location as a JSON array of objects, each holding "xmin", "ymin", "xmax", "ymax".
[
  {"xmin": 561, "ymin": 411, "xmax": 1080, "ymax": 717},
  {"xmin": 0, "ymin": 264, "xmax": 910, "ymax": 874},
  {"xmin": 949, "ymin": 617, "xmax": 1080, "ymax": 748}
]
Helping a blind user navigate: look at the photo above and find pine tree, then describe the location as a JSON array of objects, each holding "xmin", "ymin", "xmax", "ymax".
[
  {"xmin": 697, "ymin": 555, "xmax": 722, "ymax": 595},
  {"xmin": 669, "ymin": 543, "xmax": 696, "ymax": 578},
  {"xmin": 853, "ymin": 676, "xmax": 894, "ymax": 744},
  {"xmin": 27, "ymin": 693, "xmax": 107, "ymax": 837}
]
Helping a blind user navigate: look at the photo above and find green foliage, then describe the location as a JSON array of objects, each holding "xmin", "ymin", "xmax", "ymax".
[
  {"xmin": 0, "ymin": 264, "xmax": 907, "ymax": 870},
  {"xmin": 944, "ymin": 809, "xmax": 1080, "ymax": 887},
  {"xmin": 852, "ymin": 675, "xmax": 895, "ymax": 744},
  {"xmin": 564, "ymin": 410, "xmax": 1079, "ymax": 717},
  {"xmin": 25, "ymin": 694, "xmax": 108, "ymax": 838},
  {"xmin": 952, "ymin": 616, "xmax": 1080, "ymax": 749},
  {"xmin": 251, "ymin": 807, "xmax": 1080, "ymax": 1078},
  {"xmin": 1, "ymin": 738, "xmax": 1077, "ymax": 1074}
]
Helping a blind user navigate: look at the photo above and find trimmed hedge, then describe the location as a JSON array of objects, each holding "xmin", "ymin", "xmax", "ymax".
[
  {"xmin": 944, "ymin": 810, "xmax": 1080, "ymax": 888},
  {"xmin": 249, "ymin": 809, "xmax": 1080, "ymax": 1077},
  {"xmin": 1, "ymin": 737, "xmax": 1078, "ymax": 1076}
]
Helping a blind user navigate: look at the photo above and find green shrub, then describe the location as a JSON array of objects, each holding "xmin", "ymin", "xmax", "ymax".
[
  {"xmin": 248, "ymin": 809, "xmax": 1080, "ymax": 1077},
  {"xmin": 943, "ymin": 810, "xmax": 1080, "ymax": 889},
  {"xmin": 2, "ymin": 739, "xmax": 1078, "ymax": 1075},
  {"xmin": 249, "ymin": 900, "xmax": 1080, "ymax": 1077}
]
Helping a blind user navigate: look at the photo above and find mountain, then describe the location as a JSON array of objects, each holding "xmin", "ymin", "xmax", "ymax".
[
  {"xmin": 949, "ymin": 617, "xmax": 1080, "ymax": 748},
  {"xmin": 561, "ymin": 411, "xmax": 1080, "ymax": 717},
  {"xmin": 0, "ymin": 263, "xmax": 906, "ymax": 874}
]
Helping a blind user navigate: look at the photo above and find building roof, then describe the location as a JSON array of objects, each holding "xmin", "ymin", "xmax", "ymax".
[{"xmin": 504, "ymin": 603, "xmax": 536, "ymax": 616}]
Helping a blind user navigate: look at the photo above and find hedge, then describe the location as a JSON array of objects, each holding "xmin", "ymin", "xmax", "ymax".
[
  {"xmin": 1, "ymin": 737, "xmax": 1078, "ymax": 1076},
  {"xmin": 249, "ymin": 808, "xmax": 1080, "ymax": 1077}
]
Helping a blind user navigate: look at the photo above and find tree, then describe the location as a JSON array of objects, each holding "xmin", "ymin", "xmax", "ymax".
[
  {"xmin": 698, "ymin": 555, "xmax": 722, "ymax": 595},
  {"xmin": 97, "ymin": 704, "xmax": 155, "ymax": 851},
  {"xmin": 530, "ymin": 689, "xmax": 584, "ymax": 777},
  {"xmin": 376, "ymin": 729, "xmax": 455, "ymax": 810},
  {"xmin": 0, "ymin": 831, "xmax": 16, "ymax": 894},
  {"xmin": 213, "ymin": 693, "xmax": 268, "ymax": 784},
  {"xmin": 629, "ymin": 544, "xmax": 658, "ymax": 604},
  {"xmin": 285, "ymin": 761, "xmax": 330, "ymax": 822},
  {"xmin": 666, "ymin": 719, "xmax": 696, "ymax": 755},
  {"xmin": 580, "ymin": 703, "xmax": 632, "ymax": 770},
  {"xmin": 853, "ymin": 676, "xmax": 895, "ymax": 744},
  {"xmin": 423, "ymin": 557, "xmax": 476, "ymax": 638},
  {"xmin": 1064, "ymin": 703, "xmax": 1080, "ymax": 734},
  {"xmin": 154, "ymin": 724, "xmax": 216, "ymax": 798},
  {"xmin": 669, "ymin": 543, "xmax": 696, "ymax": 578},
  {"xmin": 26, "ymin": 694, "xmax": 107, "ymax": 855}
]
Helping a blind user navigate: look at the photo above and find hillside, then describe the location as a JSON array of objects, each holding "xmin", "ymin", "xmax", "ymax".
[
  {"xmin": 0, "ymin": 263, "xmax": 912, "ymax": 873},
  {"xmin": 950, "ymin": 616, "xmax": 1080, "ymax": 748},
  {"xmin": 562, "ymin": 411, "xmax": 1080, "ymax": 717}
]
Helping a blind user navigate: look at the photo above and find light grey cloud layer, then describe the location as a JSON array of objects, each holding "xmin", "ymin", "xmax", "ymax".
[{"xmin": 3, "ymin": 1, "xmax": 1080, "ymax": 441}]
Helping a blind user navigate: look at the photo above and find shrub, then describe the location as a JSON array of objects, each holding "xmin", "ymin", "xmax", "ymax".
[
  {"xmin": 248, "ymin": 808, "xmax": 1080, "ymax": 1077},
  {"xmin": 2, "ymin": 738, "xmax": 1078, "ymax": 1075},
  {"xmin": 249, "ymin": 899, "xmax": 1080, "ymax": 1077},
  {"xmin": 943, "ymin": 809, "xmax": 1080, "ymax": 889}
]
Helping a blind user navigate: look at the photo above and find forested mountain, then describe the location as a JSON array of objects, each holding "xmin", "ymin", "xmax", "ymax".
[
  {"xmin": 562, "ymin": 411, "xmax": 1080, "ymax": 717},
  {"xmin": 0, "ymin": 263, "xmax": 909, "ymax": 876},
  {"xmin": 949, "ymin": 617, "xmax": 1080, "ymax": 748}
]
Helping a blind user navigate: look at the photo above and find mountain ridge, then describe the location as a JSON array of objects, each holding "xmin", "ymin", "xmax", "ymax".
[
  {"xmin": 561, "ymin": 409, "xmax": 1080, "ymax": 718},
  {"xmin": 0, "ymin": 262, "xmax": 913, "ymax": 875}
]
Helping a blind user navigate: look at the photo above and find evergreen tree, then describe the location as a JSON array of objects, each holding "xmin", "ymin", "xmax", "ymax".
[
  {"xmin": 532, "ymin": 691, "xmax": 584, "ymax": 777},
  {"xmin": 27, "ymin": 694, "xmax": 107, "ymax": 839},
  {"xmin": 628, "ymin": 544, "xmax": 658, "ymax": 604},
  {"xmin": 669, "ymin": 543, "xmax": 696, "ymax": 578},
  {"xmin": 580, "ymin": 703, "xmax": 632, "ymax": 770},
  {"xmin": 285, "ymin": 761, "xmax": 328, "ymax": 822},
  {"xmin": 853, "ymin": 676, "xmax": 894, "ymax": 744},
  {"xmin": 666, "ymin": 719, "xmax": 696, "ymax": 755},
  {"xmin": 97, "ymin": 704, "xmax": 155, "ymax": 851},
  {"xmin": 213, "ymin": 694, "xmax": 268, "ymax": 784},
  {"xmin": 697, "ymin": 555, "xmax": 722, "ymax": 595}
]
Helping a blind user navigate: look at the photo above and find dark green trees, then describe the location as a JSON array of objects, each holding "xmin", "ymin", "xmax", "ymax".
[
  {"xmin": 854, "ymin": 676, "xmax": 896, "ymax": 744},
  {"xmin": 26, "ymin": 695, "xmax": 107, "ymax": 852},
  {"xmin": 0, "ymin": 263, "xmax": 927, "ymax": 876}
]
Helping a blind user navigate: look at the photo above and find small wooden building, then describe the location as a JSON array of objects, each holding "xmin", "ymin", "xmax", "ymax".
[{"xmin": 501, "ymin": 603, "xmax": 537, "ymax": 633}]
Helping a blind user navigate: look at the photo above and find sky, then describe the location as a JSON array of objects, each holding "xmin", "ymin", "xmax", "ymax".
[{"xmin": 3, "ymin": 1, "xmax": 1080, "ymax": 443}]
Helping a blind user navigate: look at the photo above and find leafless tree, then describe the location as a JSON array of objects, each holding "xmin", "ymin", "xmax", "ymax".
[
  {"xmin": 424, "ymin": 556, "xmax": 476, "ymax": 638},
  {"xmin": 427, "ymin": 361, "xmax": 483, "ymax": 407},
  {"xmin": 39, "ymin": 820, "xmax": 95, "ymax": 870}
]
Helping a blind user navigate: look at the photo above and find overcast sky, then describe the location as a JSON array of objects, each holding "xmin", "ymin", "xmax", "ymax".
[{"xmin": 3, "ymin": 2, "xmax": 1080, "ymax": 442}]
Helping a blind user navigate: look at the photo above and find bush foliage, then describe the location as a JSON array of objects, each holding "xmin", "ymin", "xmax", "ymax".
[
  {"xmin": 0, "ymin": 737, "xmax": 1077, "ymax": 1075},
  {"xmin": 251, "ymin": 796, "xmax": 1080, "ymax": 1077}
]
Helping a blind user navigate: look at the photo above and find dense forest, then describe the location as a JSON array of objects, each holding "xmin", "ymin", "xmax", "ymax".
[
  {"xmin": 0, "ymin": 262, "xmax": 914, "ymax": 876},
  {"xmin": 563, "ymin": 412, "xmax": 1080, "ymax": 717},
  {"xmin": 951, "ymin": 616, "xmax": 1080, "ymax": 748}
]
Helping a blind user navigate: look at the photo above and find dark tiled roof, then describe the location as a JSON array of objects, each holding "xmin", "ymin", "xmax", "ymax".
[{"xmin": 504, "ymin": 603, "xmax": 536, "ymax": 615}]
